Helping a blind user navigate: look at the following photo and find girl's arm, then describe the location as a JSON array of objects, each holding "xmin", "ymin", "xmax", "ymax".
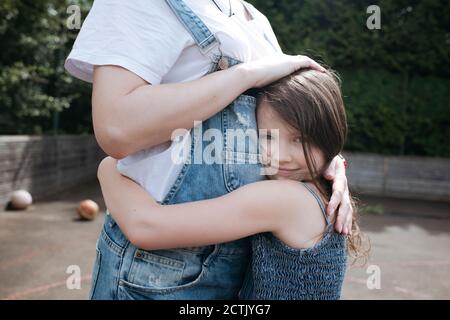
[
  {"xmin": 93, "ymin": 60, "xmax": 351, "ymax": 235},
  {"xmin": 97, "ymin": 157, "xmax": 300, "ymax": 250}
]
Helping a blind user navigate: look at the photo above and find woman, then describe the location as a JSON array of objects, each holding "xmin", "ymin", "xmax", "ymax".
[
  {"xmin": 65, "ymin": 0, "xmax": 353, "ymax": 299},
  {"xmin": 97, "ymin": 68, "xmax": 367, "ymax": 299}
]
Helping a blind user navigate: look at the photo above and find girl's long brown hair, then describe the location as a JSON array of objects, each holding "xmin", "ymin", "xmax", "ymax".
[{"xmin": 257, "ymin": 68, "xmax": 370, "ymax": 264}]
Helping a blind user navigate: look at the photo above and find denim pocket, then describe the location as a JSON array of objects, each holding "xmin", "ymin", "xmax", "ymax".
[
  {"xmin": 128, "ymin": 250, "xmax": 186, "ymax": 288},
  {"xmin": 122, "ymin": 246, "xmax": 215, "ymax": 295}
]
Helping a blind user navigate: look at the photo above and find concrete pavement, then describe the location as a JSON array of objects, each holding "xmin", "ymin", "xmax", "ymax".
[{"xmin": 1, "ymin": 181, "xmax": 449, "ymax": 300}]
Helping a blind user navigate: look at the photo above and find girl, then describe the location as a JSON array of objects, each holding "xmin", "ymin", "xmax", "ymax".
[{"xmin": 97, "ymin": 68, "xmax": 367, "ymax": 300}]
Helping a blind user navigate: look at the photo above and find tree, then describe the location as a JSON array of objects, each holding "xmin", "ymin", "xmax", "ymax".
[{"xmin": 0, "ymin": 0, "xmax": 93, "ymax": 134}]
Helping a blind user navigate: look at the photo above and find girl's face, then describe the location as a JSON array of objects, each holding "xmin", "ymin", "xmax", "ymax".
[{"xmin": 256, "ymin": 101, "xmax": 326, "ymax": 181}]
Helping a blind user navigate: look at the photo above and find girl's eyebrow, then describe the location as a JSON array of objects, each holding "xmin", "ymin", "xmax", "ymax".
[{"xmin": 288, "ymin": 130, "xmax": 301, "ymax": 137}]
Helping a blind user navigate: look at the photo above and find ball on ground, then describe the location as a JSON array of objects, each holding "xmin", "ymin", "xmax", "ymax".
[
  {"xmin": 78, "ymin": 199, "xmax": 99, "ymax": 220},
  {"xmin": 10, "ymin": 190, "xmax": 33, "ymax": 210}
]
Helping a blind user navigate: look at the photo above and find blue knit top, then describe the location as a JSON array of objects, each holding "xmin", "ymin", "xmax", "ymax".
[{"xmin": 241, "ymin": 183, "xmax": 347, "ymax": 300}]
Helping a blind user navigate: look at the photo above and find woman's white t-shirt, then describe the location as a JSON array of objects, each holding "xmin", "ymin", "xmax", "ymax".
[{"xmin": 65, "ymin": 0, "xmax": 283, "ymax": 201}]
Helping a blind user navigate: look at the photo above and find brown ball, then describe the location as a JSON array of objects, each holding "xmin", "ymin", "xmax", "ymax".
[{"xmin": 78, "ymin": 200, "xmax": 99, "ymax": 220}]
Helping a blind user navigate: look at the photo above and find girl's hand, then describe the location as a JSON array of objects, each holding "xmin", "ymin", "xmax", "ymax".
[
  {"xmin": 243, "ymin": 54, "xmax": 326, "ymax": 88},
  {"xmin": 323, "ymin": 155, "xmax": 353, "ymax": 235}
]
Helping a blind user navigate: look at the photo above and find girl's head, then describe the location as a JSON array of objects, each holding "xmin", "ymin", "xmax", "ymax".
[
  {"xmin": 256, "ymin": 68, "xmax": 347, "ymax": 187},
  {"xmin": 257, "ymin": 67, "xmax": 370, "ymax": 264}
]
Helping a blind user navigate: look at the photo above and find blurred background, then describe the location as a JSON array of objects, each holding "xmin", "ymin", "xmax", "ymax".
[{"xmin": 0, "ymin": 0, "xmax": 449, "ymax": 299}]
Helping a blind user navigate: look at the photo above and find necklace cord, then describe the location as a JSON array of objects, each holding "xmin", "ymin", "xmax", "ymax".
[{"xmin": 210, "ymin": 0, "xmax": 234, "ymax": 17}]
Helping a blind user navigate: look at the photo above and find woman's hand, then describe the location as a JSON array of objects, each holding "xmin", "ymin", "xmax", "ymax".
[
  {"xmin": 323, "ymin": 155, "xmax": 353, "ymax": 235},
  {"xmin": 242, "ymin": 54, "xmax": 326, "ymax": 88}
]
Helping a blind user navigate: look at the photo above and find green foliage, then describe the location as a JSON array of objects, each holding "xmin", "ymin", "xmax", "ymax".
[
  {"xmin": 0, "ymin": 0, "xmax": 93, "ymax": 134},
  {"xmin": 249, "ymin": 0, "xmax": 450, "ymax": 157},
  {"xmin": 342, "ymin": 69, "xmax": 450, "ymax": 156},
  {"xmin": 250, "ymin": 0, "xmax": 450, "ymax": 76},
  {"xmin": 0, "ymin": 0, "xmax": 449, "ymax": 157}
]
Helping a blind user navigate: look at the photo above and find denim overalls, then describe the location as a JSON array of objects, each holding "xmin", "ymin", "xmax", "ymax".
[{"xmin": 89, "ymin": 0, "xmax": 268, "ymax": 299}]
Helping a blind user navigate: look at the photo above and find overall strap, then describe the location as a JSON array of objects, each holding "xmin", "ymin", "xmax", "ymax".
[
  {"xmin": 302, "ymin": 183, "xmax": 331, "ymax": 227},
  {"xmin": 165, "ymin": 0, "xmax": 221, "ymax": 56}
]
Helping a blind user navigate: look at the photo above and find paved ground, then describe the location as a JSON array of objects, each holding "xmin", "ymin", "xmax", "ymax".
[{"xmin": 0, "ymin": 180, "xmax": 449, "ymax": 300}]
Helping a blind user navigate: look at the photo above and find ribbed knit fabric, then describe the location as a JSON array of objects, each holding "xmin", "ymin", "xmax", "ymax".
[{"xmin": 249, "ymin": 183, "xmax": 347, "ymax": 300}]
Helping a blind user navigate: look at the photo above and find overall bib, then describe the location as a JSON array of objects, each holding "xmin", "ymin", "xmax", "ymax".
[{"xmin": 89, "ymin": 0, "xmax": 267, "ymax": 299}]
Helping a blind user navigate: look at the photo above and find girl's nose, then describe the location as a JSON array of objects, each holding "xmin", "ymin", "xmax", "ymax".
[{"xmin": 278, "ymin": 152, "xmax": 292, "ymax": 165}]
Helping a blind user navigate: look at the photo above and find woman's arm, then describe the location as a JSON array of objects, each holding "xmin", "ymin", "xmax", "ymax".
[
  {"xmin": 97, "ymin": 157, "xmax": 299, "ymax": 250},
  {"xmin": 92, "ymin": 55, "xmax": 325, "ymax": 159}
]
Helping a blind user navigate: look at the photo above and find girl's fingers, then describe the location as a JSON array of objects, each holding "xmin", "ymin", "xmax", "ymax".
[
  {"xmin": 324, "ymin": 156, "xmax": 351, "ymax": 233},
  {"xmin": 308, "ymin": 59, "xmax": 326, "ymax": 72},
  {"xmin": 339, "ymin": 201, "xmax": 352, "ymax": 235},
  {"xmin": 334, "ymin": 204, "xmax": 345, "ymax": 234},
  {"xmin": 295, "ymin": 55, "xmax": 326, "ymax": 73},
  {"xmin": 327, "ymin": 177, "xmax": 346, "ymax": 216},
  {"xmin": 327, "ymin": 190, "xmax": 340, "ymax": 216},
  {"xmin": 338, "ymin": 184, "xmax": 353, "ymax": 235}
]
